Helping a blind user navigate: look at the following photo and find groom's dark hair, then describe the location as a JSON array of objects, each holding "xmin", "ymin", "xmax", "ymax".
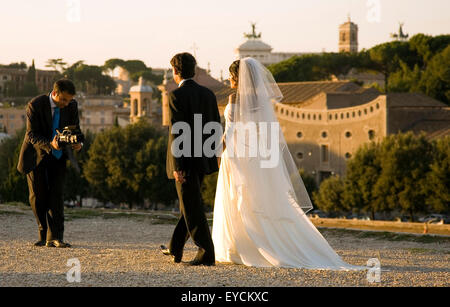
[
  {"xmin": 53, "ymin": 79, "xmax": 76, "ymax": 95},
  {"xmin": 170, "ymin": 53, "xmax": 197, "ymax": 79}
]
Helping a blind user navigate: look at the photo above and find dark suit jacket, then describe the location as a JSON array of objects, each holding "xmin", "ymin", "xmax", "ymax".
[
  {"xmin": 166, "ymin": 80, "xmax": 221, "ymax": 179},
  {"xmin": 17, "ymin": 94, "xmax": 83, "ymax": 175}
]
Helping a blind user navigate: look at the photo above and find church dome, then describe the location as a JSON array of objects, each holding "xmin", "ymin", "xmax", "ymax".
[
  {"xmin": 237, "ymin": 39, "xmax": 273, "ymax": 52},
  {"xmin": 129, "ymin": 77, "xmax": 153, "ymax": 93}
]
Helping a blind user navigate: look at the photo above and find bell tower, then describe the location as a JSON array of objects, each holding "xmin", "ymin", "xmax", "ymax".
[
  {"xmin": 129, "ymin": 77, "xmax": 153, "ymax": 124},
  {"xmin": 339, "ymin": 15, "xmax": 358, "ymax": 53}
]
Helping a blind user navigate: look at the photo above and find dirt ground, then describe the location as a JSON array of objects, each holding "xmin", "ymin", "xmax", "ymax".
[{"xmin": 0, "ymin": 204, "xmax": 448, "ymax": 287}]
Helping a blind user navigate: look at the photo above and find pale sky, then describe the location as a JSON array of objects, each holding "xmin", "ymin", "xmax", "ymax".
[{"xmin": 1, "ymin": 0, "xmax": 449, "ymax": 80}]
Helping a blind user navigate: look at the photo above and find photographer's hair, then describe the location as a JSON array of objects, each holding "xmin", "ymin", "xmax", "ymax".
[
  {"xmin": 53, "ymin": 79, "xmax": 76, "ymax": 96},
  {"xmin": 170, "ymin": 53, "xmax": 197, "ymax": 79},
  {"xmin": 229, "ymin": 60, "xmax": 240, "ymax": 84}
]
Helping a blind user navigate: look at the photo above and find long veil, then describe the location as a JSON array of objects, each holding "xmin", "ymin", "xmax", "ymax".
[{"xmin": 226, "ymin": 57, "xmax": 313, "ymax": 214}]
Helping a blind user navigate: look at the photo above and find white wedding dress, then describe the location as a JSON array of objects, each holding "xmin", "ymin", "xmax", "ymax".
[{"xmin": 212, "ymin": 58, "xmax": 366, "ymax": 270}]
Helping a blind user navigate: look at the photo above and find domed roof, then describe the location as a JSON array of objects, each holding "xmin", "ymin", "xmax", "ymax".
[
  {"xmin": 129, "ymin": 77, "xmax": 153, "ymax": 93},
  {"xmin": 237, "ymin": 39, "xmax": 272, "ymax": 52}
]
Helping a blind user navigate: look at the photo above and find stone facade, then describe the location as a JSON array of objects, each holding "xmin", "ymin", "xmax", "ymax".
[
  {"xmin": 0, "ymin": 67, "xmax": 59, "ymax": 97},
  {"xmin": 339, "ymin": 17, "xmax": 358, "ymax": 53},
  {"xmin": 78, "ymin": 95, "xmax": 127, "ymax": 133},
  {"xmin": 0, "ymin": 105, "xmax": 26, "ymax": 136},
  {"xmin": 129, "ymin": 77, "xmax": 157, "ymax": 125},
  {"xmin": 184, "ymin": 78, "xmax": 450, "ymax": 185},
  {"xmin": 273, "ymin": 89, "xmax": 449, "ymax": 184}
]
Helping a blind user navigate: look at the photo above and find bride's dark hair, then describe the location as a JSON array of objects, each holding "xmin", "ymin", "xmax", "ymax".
[{"xmin": 229, "ymin": 60, "xmax": 240, "ymax": 84}]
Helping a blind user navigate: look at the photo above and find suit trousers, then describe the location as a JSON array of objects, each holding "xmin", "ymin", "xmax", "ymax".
[
  {"xmin": 169, "ymin": 169, "xmax": 215, "ymax": 263},
  {"xmin": 26, "ymin": 154, "xmax": 67, "ymax": 241}
]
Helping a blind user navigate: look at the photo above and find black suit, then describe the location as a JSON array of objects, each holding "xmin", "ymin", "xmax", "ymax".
[
  {"xmin": 17, "ymin": 94, "xmax": 83, "ymax": 242},
  {"xmin": 166, "ymin": 80, "xmax": 221, "ymax": 263}
]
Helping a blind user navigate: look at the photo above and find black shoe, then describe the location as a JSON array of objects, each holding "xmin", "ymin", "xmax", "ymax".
[
  {"xmin": 160, "ymin": 245, "xmax": 181, "ymax": 263},
  {"xmin": 46, "ymin": 240, "xmax": 71, "ymax": 248},
  {"xmin": 34, "ymin": 240, "xmax": 46, "ymax": 247},
  {"xmin": 185, "ymin": 259, "xmax": 215, "ymax": 266}
]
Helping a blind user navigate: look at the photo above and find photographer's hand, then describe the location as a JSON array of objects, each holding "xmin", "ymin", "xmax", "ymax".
[
  {"xmin": 50, "ymin": 135, "xmax": 60, "ymax": 150},
  {"xmin": 173, "ymin": 171, "xmax": 186, "ymax": 184},
  {"xmin": 71, "ymin": 143, "xmax": 82, "ymax": 152}
]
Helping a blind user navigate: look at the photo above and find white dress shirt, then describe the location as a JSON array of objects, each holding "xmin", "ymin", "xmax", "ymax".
[
  {"xmin": 178, "ymin": 78, "xmax": 192, "ymax": 88},
  {"xmin": 49, "ymin": 93, "xmax": 57, "ymax": 117}
]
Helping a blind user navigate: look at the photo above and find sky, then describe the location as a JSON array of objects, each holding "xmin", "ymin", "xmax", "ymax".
[{"xmin": 1, "ymin": 0, "xmax": 449, "ymax": 80}]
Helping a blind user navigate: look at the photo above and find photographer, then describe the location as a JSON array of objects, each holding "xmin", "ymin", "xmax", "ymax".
[{"xmin": 17, "ymin": 79, "xmax": 84, "ymax": 248}]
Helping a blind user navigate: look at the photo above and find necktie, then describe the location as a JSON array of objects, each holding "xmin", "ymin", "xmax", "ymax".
[{"xmin": 52, "ymin": 107, "xmax": 63, "ymax": 159}]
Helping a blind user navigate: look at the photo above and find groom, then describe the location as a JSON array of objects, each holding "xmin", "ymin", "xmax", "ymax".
[{"xmin": 161, "ymin": 52, "xmax": 221, "ymax": 266}]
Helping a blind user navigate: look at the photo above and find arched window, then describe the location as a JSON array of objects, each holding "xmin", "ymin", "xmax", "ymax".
[
  {"xmin": 321, "ymin": 131, "xmax": 328, "ymax": 138},
  {"xmin": 133, "ymin": 99, "xmax": 138, "ymax": 116},
  {"xmin": 345, "ymin": 131, "xmax": 352, "ymax": 138},
  {"xmin": 297, "ymin": 131, "xmax": 303, "ymax": 138},
  {"xmin": 368, "ymin": 130, "xmax": 376, "ymax": 140}
]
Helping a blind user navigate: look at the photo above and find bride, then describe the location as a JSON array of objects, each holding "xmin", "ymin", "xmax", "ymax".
[{"xmin": 212, "ymin": 57, "xmax": 366, "ymax": 270}]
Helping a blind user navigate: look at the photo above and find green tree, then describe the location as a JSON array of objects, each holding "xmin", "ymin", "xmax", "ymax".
[
  {"xmin": 342, "ymin": 142, "xmax": 384, "ymax": 220},
  {"xmin": 84, "ymin": 120, "xmax": 176, "ymax": 208},
  {"xmin": 373, "ymin": 132, "xmax": 434, "ymax": 221},
  {"xmin": 388, "ymin": 60, "xmax": 422, "ymax": 93},
  {"xmin": 45, "ymin": 58, "xmax": 67, "ymax": 72},
  {"xmin": 424, "ymin": 136, "xmax": 450, "ymax": 213},
  {"xmin": 0, "ymin": 127, "xmax": 28, "ymax": 203},
  {"xmin": 103, "ymin": 58, "xmax": 126, "ymax": 75},
  {"xmin": 63, "ymin": 130, "xmax": 95, "ymax": 206},
  {"xmin": 418, "ymin": 45, "xmax": 450, "ymax": 105},
  {"xmin": 0, "ymin": 62, "xmax": 27, "ymax": 69},
  {"xmin": 299, "ymin": 168, "xmax": 317, "ymax": 202},
  {"xmin": 136, "ymin": 134, "xmax": 177, "ymax": 208},
  {"xmin": 64, "ymin": 61, "xmax": 116, "ymax": 95},
  {"xmin": 313, "ymin": 175, "xmax": 347, "ymax": 215},
  {"xmin": 22, "ymin": 60, "xmax": 39, "ymax": 97},
  {"xmin": 368, "ymin": 41, "xmax": 417, "ymax": 91}
]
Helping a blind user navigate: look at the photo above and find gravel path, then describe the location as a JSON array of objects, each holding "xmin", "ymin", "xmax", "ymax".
[{"xmin": 0, "ymin": 207, "xmax": 449, "ymax": 287}]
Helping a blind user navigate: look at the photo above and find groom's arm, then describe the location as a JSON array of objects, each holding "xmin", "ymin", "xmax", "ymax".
[{"xmin": 168, "ymin": 92, "xmax": 186, "ymax": 173}]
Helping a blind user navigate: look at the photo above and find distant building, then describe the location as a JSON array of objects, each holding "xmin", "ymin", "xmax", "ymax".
[
  {"xmin": 113, "ymin": 67, "xmax": 165, "ymax": 96},
  {"xmin": 113, "ymin": 67, "xmax": 132, "ymax": 96},
  {"xmin": 0, "ymin": 67, "xmax": 59, "ymax": 97},
  {"xmin": 235, "ymin": 18, "xmax": 360, "ymax": 66},
  {"xmin": 0, "ymin": 104, "xmax": 26, "ymax": 136},
  {"xmin": 129, "ymin": 77, "xmax": 158, "ymax": 124},
  {"xmin": 78, "ymin": 95, "xmax": 127, "ymax": 133},
  {"xmin": 273, "ymin": 87, "xmax": 449, "ymax": 184},
  {"xmin": 162, "ymin": 73, "xmax": 449, "ymax": 185},
  {"xmin": 339, "ymin": 16, "xmax": 358, "ymax": 53},
  {"xmin": 235, "ymin": 23, "xmax": 317, "ymax": 66}
]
